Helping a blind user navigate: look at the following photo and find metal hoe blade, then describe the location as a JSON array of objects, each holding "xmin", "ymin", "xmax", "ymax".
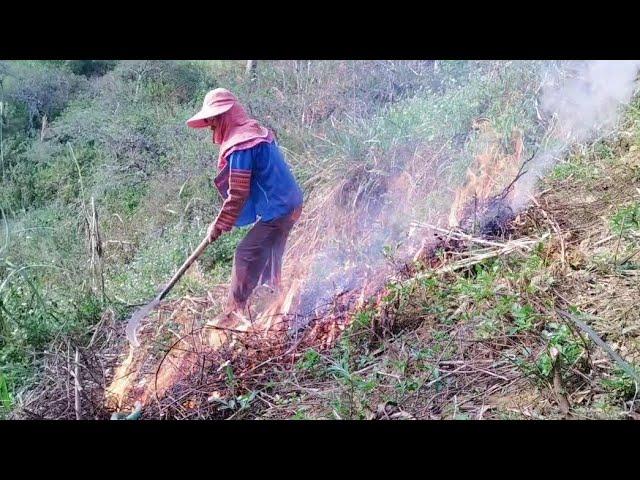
[
  {"xmin": 122, "ymin": 235, "xmax": 213, "ymax": 349},
  {"xmin": 125, "ymin": 298, "xmax": 160, "ymax": 348}
]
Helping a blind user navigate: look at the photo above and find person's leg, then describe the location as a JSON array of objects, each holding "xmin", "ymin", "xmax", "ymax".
[
  {"xmin": 258, "ymin": 237, "xmax": 284, "ymax": 291},
  {"xmin": 228, "ymin": 221, "xmax": 279, "ymax": 314},
  {"xmin": 258, "ymin": 206, "xmax": 301, "ymax": 291}
]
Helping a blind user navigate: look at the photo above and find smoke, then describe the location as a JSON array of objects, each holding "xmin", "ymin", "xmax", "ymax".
[
  {"xmin": 510, "ymin": 60, "xmax": 640, "ymax": 212},
  {"xmin": 288, "ymin": 61, "xmax": 640, "ymax": 324}
]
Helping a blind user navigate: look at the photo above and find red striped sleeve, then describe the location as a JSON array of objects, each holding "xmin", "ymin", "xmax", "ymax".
[{"xmin": 213, "ymin": 168, "xmax": 252, "ymax": 231}]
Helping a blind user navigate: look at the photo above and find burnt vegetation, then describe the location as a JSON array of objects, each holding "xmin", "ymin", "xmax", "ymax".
[{"xmin": 1, "ymin": 60, "xmax": 639, "ymax": 420}]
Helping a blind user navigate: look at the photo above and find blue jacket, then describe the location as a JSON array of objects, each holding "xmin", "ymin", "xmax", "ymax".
[{"xmin": 213, "ymin": 139, "xmax": 303, "ymax": 230}]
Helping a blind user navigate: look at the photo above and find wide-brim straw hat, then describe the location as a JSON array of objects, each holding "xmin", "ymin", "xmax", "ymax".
[{"xmin": 186, "ymin": 88, "xmax": 236, "ymax": 128}]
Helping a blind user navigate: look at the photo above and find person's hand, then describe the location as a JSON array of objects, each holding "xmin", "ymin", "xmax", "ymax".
[{"xmin": 207, "ymin": 223, "xmax": 223, "ymax": 242}]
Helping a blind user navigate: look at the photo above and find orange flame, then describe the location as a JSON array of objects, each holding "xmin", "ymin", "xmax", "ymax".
[
  {"xmin": 105, "ymin": 141, "xmax": 454, "ymax": 414},
  {"xmin": 448, "ymin": 121, "xmax": 524, "ymax": 227},
  {"xmin": 104, "ymin": 266, "xmax": 312, "ymax": 413}
]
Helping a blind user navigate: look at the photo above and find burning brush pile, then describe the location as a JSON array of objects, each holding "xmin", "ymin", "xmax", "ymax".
[
  {"xmin": 14, "ymin": 117, "xmax": 543, "ymax": 420},
  {"xmin": 413, "ymin": 124, "xmax": 533, "ymax": 264},
  {"xmin": 12, "ymin": 61, "xmax": 640, "ymax": 420},
  {"xmin": 156, "ymin": 125, "xmax": 547, "ymax": 417},
  {"xmin": 449, "ymin": 122, "xmax": 526, "ymax": 236}
]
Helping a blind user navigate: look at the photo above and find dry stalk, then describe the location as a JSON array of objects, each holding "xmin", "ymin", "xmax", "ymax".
[{"xmin": 74, "ymin": 348, "xmax": 82, "ymax": 420}]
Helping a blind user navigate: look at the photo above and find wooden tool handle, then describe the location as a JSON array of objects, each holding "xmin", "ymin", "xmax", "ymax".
[{"xmin": 157, "ymin": 235, "xmax": 212, "ymax": 301}]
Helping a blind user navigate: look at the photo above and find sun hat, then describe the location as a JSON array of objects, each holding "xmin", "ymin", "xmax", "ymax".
[{"xmin": 186, "ymin": 88, "xmax": 236, "ymax": 128}]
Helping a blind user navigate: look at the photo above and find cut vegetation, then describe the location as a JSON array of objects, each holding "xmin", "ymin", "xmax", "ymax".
[{"xmin": 0, "ymin": 60, "xmax": 638, "ymax": 420}]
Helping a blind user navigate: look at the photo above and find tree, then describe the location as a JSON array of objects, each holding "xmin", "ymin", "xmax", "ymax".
[
  {"xmin": 6, "ymin": 64, "xmax": 83, "ymax": 131},
  {"xmin": 66, "ymin": 60, "xmax": 117, "ymax": 78},
  {"xmin": 245, "ymin": 60, "xmax": 258, "ymax": 82}
]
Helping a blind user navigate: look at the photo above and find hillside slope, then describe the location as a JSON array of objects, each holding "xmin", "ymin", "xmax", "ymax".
[
  {"xmin": 253, "ymin": 122, "xmax": 640, "ymax": 420},
  {"xmin": 2, "ymin": 61, "xmax": 639, "ymax": 420}
]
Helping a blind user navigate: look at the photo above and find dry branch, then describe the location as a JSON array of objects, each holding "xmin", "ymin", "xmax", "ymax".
[
  {"xmin": 557, "ymin": 309, "xmax": 640, "ymax": 386},
  {"xmin": 73, "ymin": 349, "xmax": 81, "ymax": 420}
]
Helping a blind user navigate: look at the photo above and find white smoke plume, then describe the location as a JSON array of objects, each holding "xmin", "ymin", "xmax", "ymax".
[{"xmin": 510, "ymin": 60, "xmax": 640, "ymax": 212}]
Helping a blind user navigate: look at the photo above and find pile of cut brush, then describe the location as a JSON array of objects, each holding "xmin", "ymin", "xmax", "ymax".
[
  {"xmin": 155, "ymin": 203, "xmax": 544, "ymax": 420},
  {"xmin": 13, "ymin": 133, "xmax": 543, "ymax": 419},
  {"xmin": 411, "ymin": 147, "xmax": 540, "ymax": 272},
  {"xmin": 12, "ymin": 188, "xmax": 538, "ymax": 420},
  {"xmin": 412, "ymin": 200, "xmax": 532, "ymax": 273},
  {"xmin": 457, "ymin": 194, "xmax": 516, "ymax": 238},
  {"xmin": 456, "ymin": 148, "xmax": 536, "ymax": 239}
]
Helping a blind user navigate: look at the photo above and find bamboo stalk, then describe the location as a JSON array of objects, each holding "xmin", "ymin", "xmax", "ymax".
[
  {"xmin": 74, "ymin": 349, "xmax": 82, "ymax": 420},
  {"xmin": 557, "ymin": 309, "xmax": 640, "ymax": 386}
]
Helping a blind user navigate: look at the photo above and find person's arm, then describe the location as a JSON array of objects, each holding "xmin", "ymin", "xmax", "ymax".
[{"xmin": 208, "ymin": 149, "xmax": 253, "ymax": 240}]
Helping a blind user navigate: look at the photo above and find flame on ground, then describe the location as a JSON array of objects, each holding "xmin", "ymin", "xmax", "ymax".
[
  {"xmin": 105, "ymin": 121, "xmax": 531, "ymax": 415},
  {"xmin": 448, "ymin": 121, "xmax": 524, "ymax": 228},
  {"xmin": 104, "ymin": 250, "xmax": 320, "ymax": 412}
]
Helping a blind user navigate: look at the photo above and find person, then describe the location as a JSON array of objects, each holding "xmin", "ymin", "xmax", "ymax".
[{"xmin": 186, "ymin": 88, "xmax": 303, "ymax": 323}]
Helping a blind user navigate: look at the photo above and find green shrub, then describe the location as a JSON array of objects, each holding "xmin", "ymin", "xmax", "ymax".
[
  {"xmin": 66, "ymin": 60, "xmax": 118, "ymax": 78},
  {"xmin": 0, "ymin": 373, "xmax": 13, "ymax": 417},
  {"xmin": 611, "ymin": 202, "xmax": 640, "ymax": 235},
  {"xmin": 4, "ymin": 62, "xmax": 87, "ymax": 131}
]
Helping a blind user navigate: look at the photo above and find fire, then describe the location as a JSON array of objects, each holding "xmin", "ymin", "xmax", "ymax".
[
  {"xmin": 104, "ymin": 118, "xmax": 531, "ymax": 415},
  {"xmin": 105, "ymin": 302, "xmax": 207, "ymax": 411},
  {"xmin": 104, "ymin": 262, "xmax": 311, "ymax": 413},
  {"xmin": 104, "ymin": 142, "xmax": 452, "ymax": 415},
  {"xmin": 105, "ymin": 350, "xmax": 135, "ymax": 411},
  {"xmin": 448, "ymin": 120, "xmax": 524, "ymax": 228}
]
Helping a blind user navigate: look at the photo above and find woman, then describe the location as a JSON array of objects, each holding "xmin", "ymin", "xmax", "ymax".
[{"xmin": 187, "ymin": 88, "xmax": 303, "ymax": 323}]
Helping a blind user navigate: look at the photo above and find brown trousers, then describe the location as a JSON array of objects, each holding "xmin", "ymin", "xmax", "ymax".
[{"xmin": 229, "ymin": 207, "xmax": 301, "ymax": 310}]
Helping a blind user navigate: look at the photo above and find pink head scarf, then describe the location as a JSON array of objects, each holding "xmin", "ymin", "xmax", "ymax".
[
  {"xmin": 212, "ymin": 100, "xmax": 272, "ymax": 168},
  {"xmin": 186, "ymin": 88, "xmax": 272, "ymax": 169}
]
